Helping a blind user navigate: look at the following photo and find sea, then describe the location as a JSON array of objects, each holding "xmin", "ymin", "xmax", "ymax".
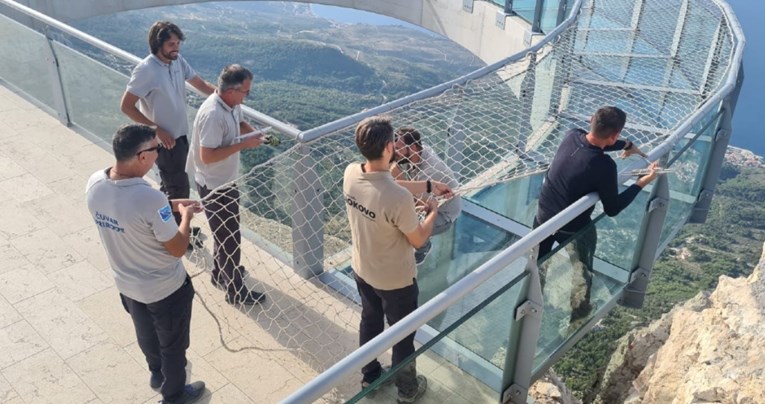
[{"xmin": 726, "ymin": 0, "xmax": 764, "ymax": 157}]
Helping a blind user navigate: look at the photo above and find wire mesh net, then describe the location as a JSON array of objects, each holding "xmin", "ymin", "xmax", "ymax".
[{"xmin": 178, "ymin": 0, "xmax": 736, "ymax": 400}]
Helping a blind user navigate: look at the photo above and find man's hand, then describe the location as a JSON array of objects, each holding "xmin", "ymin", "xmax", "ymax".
[
  {"xmin": 620, "ymin": 142, "xmax": 647, "ymax": 159},
  {"xmin": 432, "ymin": 181, "xmax": 454, "ymax": 199},
  {"xmin": 424, "ymin": 198, "xmax": 439, "ymax": 215},
  {"xmin": 172, "ymin": 199, "xmax": 204, "ymax": 214},
  {"xmin": 636, "ymin": 162, "xmax": 659, "ymax": 188},
  {"xmin": 241, "ymin": 133, "xmax": 265, "ymax": 149},
  {"xmin": 156, "ymin": 127, "xmax": 176, "ymax": 149}
]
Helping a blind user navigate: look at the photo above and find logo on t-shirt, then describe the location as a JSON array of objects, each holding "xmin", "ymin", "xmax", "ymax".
[
  {"xmin": 158, "ymin": 205, "xmax": 173, "ymax": 223},
  {"xmin": 345, "ymin": 194, "xmax": 376, "ymax": 220}
]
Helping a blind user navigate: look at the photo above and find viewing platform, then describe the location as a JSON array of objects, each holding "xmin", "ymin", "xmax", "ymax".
[{"xmin": 0, "ymin": 0, "xmax": 745, "ymax": 402}]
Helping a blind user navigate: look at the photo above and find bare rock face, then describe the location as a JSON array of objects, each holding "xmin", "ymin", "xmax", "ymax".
[
  {"xmin": 598, "ymin": 243, "xmax": 765, "ymax": 403},
  {"xmin": 530, "ymin": 369, "xmax": 580, "ymax": 404}
]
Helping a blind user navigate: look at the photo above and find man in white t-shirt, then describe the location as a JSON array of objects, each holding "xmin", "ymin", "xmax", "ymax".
[
  {"xmin": 186, "ymin": 64, "xmax": 266, "ymax": 306},
  {"xmin": 86, "ymin": 124, "xmax": 205, "ymax": 404},
  {"xmin": 120, "ymin": 21, "xmax": 215, "ymax": 230},
  {"xmin": 391, "ymin": 126, "xmax": 463, "ymax": 264}
]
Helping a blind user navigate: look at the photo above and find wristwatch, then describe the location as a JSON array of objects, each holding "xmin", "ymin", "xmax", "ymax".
[
  {"xmin": 426, "ymin": 179, "xmax": 432, "ymax": 194},
  {"xmin": 623, "ymin": 140, "xmax": 633, "ymax": 150}
]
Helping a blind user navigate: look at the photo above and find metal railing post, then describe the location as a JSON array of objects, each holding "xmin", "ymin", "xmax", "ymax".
[
  {"xmin": 532, "ymin": 0, "xmax": 545, "ymax": 33},
  {"xmin": 621, "ymin": 173, "xmax": 669, "ymax": 308},
  {"xmin": 42, "ymin": 30, "xmax": 70, "ymax": 125},
  {"xmin": 688, "ymin": 64, "xmax": 744, "ymax": 223},
  {"xmin": 556, "ymin": 0, "xmax": 570, "ymax": 26},
  {"xmin": 500, "ymin": 249, "xmax": 543, "ymax": 403},
  {"xmin": 290, "ymin": 143, "xmax": 325, "ymax": 278}
]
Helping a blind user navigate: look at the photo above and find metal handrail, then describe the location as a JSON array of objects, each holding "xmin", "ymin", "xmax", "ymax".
[
  {"xmin": 0, "ymin": 0, "xmax": 301, "ymax": 139},
  {"xmin": 283, "ymin": 0, "xmax": 745, "ymax": 401}
]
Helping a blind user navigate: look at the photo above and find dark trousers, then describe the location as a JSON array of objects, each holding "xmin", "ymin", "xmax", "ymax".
[
  {"xmin": 120, "ymin": 276, "xmax": 194, "ymax": 402},
  {"xmin": 156, "ymin": 136, "xmax": 190, "ymax": 225},
  {"xmin": 534, "ymin": 216, "xmax": 596, "ymax": 317},
  {"xmin": 355, "ymin": 273, "xmax": 419, "ymax": 395},
  {"xmin": 197, "ymin": 183, "xmax": 244, "ymax": 293}
]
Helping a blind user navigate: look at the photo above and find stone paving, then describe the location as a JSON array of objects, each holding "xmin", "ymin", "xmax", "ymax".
[{"xmin": 0, "ymin": 84, "xmax": 495, "ymax": 404}]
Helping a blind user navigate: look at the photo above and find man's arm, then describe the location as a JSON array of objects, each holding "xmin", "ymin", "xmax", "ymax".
[
  {"xmin": 200, "ymin": 135, "xmax": 263, "ymax": 164},
  {"xmin": 404, "ymin": 199, "xmax": 438, "ymax": 248},
  {"xmin": 188, "ymin": 75, "xmax": 216, "ymax": 96},
  {"xmin": 397, "ymin": 180, "xmax": 454, "ymax": 198},
  {"xmin": 120, "ymin": 90, "xmax": 177, "ymax": 149},
  {"xmin": 604, "ymin": 138, "xmax": 648, "ymax": 158},
  {"xmin": 162, "ymin": 202, "xmax": 199, "ymax": 257},
  {"xmin": 598, "ymin": 161, "xmax": 657, "ymax": 216}
]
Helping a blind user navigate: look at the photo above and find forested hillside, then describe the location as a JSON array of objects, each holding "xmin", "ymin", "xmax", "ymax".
[{"xmin": 73, "ymin": 2, "xmax": 481, "ymax": 130}]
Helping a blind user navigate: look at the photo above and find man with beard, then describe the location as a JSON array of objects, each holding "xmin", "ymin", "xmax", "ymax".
[
  {"xmin": 391, "ymin": 126, "xmax": 462, "ymax": 264},
  {"xmin": 121, "ymin": 21, "xmax": 216, "ymax": 233}
]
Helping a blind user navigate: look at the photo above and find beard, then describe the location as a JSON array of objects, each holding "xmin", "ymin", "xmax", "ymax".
[{"xmin": 160, "ymin": 49, "xmax": 179, "ymax": 61}]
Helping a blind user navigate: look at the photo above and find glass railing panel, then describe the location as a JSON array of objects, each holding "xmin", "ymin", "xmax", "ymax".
[
  {"xmin": 510, "ymin": 0, "xmax": 538, "ymax": 25},
  {"xmin": 540, "ymin": 0, "xmax": 564, "ymax": 33},
  {"xmin": 348, "ymin": 270, "xmax": 530, "ymax": 403},
  {"xmin": 0, "ymin": 15, "xmax": 56, "ymax": 111},
  {"xmin": 534, "ymin": 220, "xmax": 630, "ymax": 368},
  {"xmin": 467, "ymin": 173, "xmax": 543, "ymax": 227},
  {"xmin": 51, "ymin": 42, "xmax": 129, "ymax": 143},
  {"xmin": 591, "ymin": 185, "xmax": 651, "ymax": 269},
  {"xmin": 333, "ymin": 209, "xmax": 521, "ymax": 301},
  {"xmin": 658, "ymin": 107, "xmax": 721, "ymax": 248}
]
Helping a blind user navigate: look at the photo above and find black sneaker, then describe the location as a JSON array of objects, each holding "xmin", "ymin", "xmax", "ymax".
[
  {"xmin": 225, "ymin": 290, "xmax": 266, "ymax": 306},
  {"xmin": 360, "ymin": 365, "xmax": 392, "ymax": 398},
  {"xmin": 210, "ymin": 272, "xmax": 226, "ymax": 290},
  {"xmin": 159, "ymin": 381, "xmax": 206, "ymax": 404},
  {"xmin": 397, "ymin": 375, "xmax": 427, "ymax": 403},
  {"xmin": 149, "ymin": 370, "xmax": 164, "ymax": 390}
]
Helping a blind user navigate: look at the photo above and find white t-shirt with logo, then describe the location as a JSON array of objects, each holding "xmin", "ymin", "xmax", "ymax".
[{"xmin": 86, "ymin": 169, "xmax": 186, "ymax": 304}]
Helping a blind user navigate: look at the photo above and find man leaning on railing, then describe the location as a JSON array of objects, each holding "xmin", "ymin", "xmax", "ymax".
[{"xmin": 533, "ymin": 106, "xmax": 659, "ymax": 322}]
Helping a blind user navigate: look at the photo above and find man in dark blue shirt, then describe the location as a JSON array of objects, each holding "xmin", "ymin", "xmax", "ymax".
[{"xmin": 534, "ymin": 106, "xmax": 658, "ymax": 320}]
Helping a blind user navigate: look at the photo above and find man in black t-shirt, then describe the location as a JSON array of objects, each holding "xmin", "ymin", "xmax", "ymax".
[{"xmin": 534, "ymin": 106, "xmax": 658, "ymax": 320}]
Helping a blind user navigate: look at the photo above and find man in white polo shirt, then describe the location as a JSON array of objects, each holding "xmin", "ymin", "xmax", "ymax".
[
  {"xmin": 120, "ymin": 21, "xmax": 215, "ymax": 230},
  {"xmin": 86, "ymin": 124, "xmax": 205, "ymax": 404},
  {"xmin": 186, "ymin": 64, "xmax": 266, "ymax": 306}
]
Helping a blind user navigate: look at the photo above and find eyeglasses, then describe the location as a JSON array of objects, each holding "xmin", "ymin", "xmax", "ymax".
[
  {"xmin": 136, "ymin": 145, "xmax": 161, "ymax": 156},
  {"xmin": 233, "ymin": 88, "xmax": 250, "ymax": 96}
]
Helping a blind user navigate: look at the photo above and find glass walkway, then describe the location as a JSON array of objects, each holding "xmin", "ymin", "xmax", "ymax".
[{"xmin": 0, "ymin": 0, "xmax": 744, "ymax": 402}]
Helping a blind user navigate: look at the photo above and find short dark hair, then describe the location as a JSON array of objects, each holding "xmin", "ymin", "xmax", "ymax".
[
  {"xmin": 112, "ymin": 124, "xmax": 156, "ymax": 162},
  {"xmin": 355, "ymin": 116, "xmax": 393, "ymax": 161},
  {"xmin": 148, "ymin": 21, "xmax": 185, "ymax": 55},
  {"xmin": 591, "ymin": 106, "xmax": 627, "ymax": 139},
  {"xmin": 394, "ymin": 126, "xmax": 422, "ymax": 150},
  {"xmin": 219, "ymin": 64, "xmax": 253, "ymax": 92}
]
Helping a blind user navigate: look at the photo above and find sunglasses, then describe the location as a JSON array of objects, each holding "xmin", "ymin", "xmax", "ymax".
[{"xmin": 136, "ymin": 145, "xmax": 161, "ymax": 156}]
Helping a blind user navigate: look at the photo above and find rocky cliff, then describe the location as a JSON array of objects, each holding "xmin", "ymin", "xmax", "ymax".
[{"xmin": 596, "ymin": 242, "xmax": 765, "ymax": 403}]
